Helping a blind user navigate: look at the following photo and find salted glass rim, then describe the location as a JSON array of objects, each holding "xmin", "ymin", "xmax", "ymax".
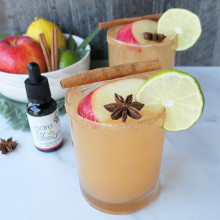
[
  {"xmin": 65, "ymin": 85, "xmax": 166, "ymax": 130},
  {"xmin": 107, "ymin": 25, "xmax": 177, "ymax": 48}
]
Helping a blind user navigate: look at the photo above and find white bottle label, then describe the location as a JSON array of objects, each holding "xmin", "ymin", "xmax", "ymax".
[{"xmin": 27, "ymin": 108, "xmax": 63, "ymax": 150}]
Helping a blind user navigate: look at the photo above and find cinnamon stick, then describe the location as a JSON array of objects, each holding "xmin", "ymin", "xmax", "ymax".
[
  {"xmin": 54, "ymin": 29, "xmax": 58, "ymax": 70},
  {"xmin": 98, "ymin": 13, "xmax": 162, "ymax": 29},
  {"xmin": 51, "ymin": 28, "xmax": 58, "ymax": 71},
  {"xmin": 51, "ymin": 29, "xmax": 55, "ymax": 71},
  {"xmin": 39, "ymin": 33, "xmax": 51, "ymax": 72},
  {"xmin": 60, "ymin": 59, "xmax": 160, "ymax": 89}
]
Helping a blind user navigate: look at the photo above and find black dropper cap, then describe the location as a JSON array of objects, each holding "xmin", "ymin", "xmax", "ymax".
[{"xmin": 25, "ymin": 62, "xmax": 51, "ymax": 104}]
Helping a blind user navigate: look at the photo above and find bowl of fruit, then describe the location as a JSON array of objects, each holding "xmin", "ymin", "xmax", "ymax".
[{"xmin": 0, "ymin": 18, "xmax": 98, "ymax": 103}]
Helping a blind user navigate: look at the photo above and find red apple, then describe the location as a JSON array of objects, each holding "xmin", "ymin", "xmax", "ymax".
[
  {"xmin": 77, "ymin": 78, "xmax": 145, "ymax": 122},
  {"xmin": 0, "ymin": 36, "xmax": 46, "ymax": 74},
  {"xmin": 117, "ymin": 20, "xmax": 157, "ymax": 44}
]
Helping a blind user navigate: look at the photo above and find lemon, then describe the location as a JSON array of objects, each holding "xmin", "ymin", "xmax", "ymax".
[
  {"xmin": 157, "ymin": 8, "xmax": 202, "ymax": 51},
  {"xmin": 136, "ymin": 69, "xmax": 204, "ymax": 131},
  {"xmin": 26, "ymin": 18, "xmax": 66, "ymax": 49}
]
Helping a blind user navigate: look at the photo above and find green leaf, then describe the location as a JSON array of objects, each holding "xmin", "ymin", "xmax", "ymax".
[
  {"xmin": 0, "ymin": 31, "xmax": 21, "ymax": 40},
  {"xmin": 15, "ymin": 31, "xmax": 22, "ymax": 36},
  {"xmin": 0, "ymin": 34, "xmax": 7, "ymax": 40},
  {"xmin": 67, "ymin": 34, "xmax": 77, "ymax": 51},
  {"xmin": 76, "ymin": 27, "xmax": 100, "ymax": 52},
  {"xmin": 76, "ymin": 49, "xmax": 89, "ymax": 58}
]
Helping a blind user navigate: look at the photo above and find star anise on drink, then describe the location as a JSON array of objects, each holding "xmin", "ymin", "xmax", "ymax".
[
  {"xmin": 143, "ymin": 32, "xmax": 166, "ymax": 42},
  {"xmin": 104, "ymin": 93, "xmax": 145, "ymax": 122},
  {"xmin": 0, "ymin": 137, "xmax": 18, "ymax": 154}
]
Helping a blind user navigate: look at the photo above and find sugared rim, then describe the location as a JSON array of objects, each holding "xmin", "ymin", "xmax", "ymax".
[
  {"xmin": 107, "ymin": 25, "xmax": 177, "ymax": 48},
  {"xmin": 0, "ymin": 34, "xmax": 90, "ymax": 77},
  {"xmin": 65, "ymin": 85, "xmax": 166, "ymax": 130}
]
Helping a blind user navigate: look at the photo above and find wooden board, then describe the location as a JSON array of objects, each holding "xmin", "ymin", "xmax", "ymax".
[{"xmin": 0, "ymin": 0, "xmax": 220, "ymax": 65}]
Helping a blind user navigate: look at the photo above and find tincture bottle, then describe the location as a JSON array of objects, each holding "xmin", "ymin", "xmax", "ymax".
[{"xmin": 24, "ymin": 62, "xmax": 63, "ymax": 152}]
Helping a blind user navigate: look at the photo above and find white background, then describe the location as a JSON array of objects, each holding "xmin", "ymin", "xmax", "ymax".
[{"xmin": 0, "ymin": 67, "xmax": 219, "ymax": 220}]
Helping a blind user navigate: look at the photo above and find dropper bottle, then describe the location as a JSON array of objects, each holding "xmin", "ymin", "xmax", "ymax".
[{"xmin": 24, "ymin": 62, "xmax": 63, "ymax": 152}]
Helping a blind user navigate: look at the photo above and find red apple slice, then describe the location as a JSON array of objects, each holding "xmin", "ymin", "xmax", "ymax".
[
  {"xmin": 77, "ymin": 89, "xmax": 99, "ymax": 122},
  {"xmin": 132, "ymin": 20, "xmax": 157, "ymax": 44},
  {"xmin": 77, "ymin": 78, "xmax": 145, "ymax": 122},
  {"xmin": 116, "ymin": 23, "xmax": 138, "ymax": 44}
]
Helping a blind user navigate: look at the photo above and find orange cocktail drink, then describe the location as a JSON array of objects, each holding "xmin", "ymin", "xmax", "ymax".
[
  {"xmin": 65, "ymin": 80, "xmax": 165, "ymax": 214},
  {"xmin": 107, "ymin": 24, "xmax": 176, "ymax": 73}
]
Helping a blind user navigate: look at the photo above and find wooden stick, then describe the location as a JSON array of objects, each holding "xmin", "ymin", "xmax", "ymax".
[
  {"xmin": 98, "ymin": 13, "xmax": 163, "ymax": 29},
  {"xmin": 54, "ymin": 29, "xmax": 58, "ymax": 70},
  {"xmin": 51, "ymin": 28, "xmax": 58, "ymax": 71},
  {"xmin": 60, "ymin": 58, "xmax": 160, "ymax": 89},
  {"xmin": 39, "ymin": 33, "xmax": 51, "ymax": 72},
  {"xmin": 51, "ymin": 29, "xmax": 54, "ymax": 71}
]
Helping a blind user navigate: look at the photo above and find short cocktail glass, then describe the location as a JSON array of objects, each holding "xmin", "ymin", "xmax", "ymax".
[
  {"xmin": 107, "ymin": 25, "xmax": 177, "ymax": 74},
  {"xmin": 65, "ymin": 81, "xmax": 166, "ymax": 214}
]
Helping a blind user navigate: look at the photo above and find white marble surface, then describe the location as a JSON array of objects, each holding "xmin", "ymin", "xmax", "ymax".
[{"xmin": 0, "ymin": 67, "xmax": 220, "ymax": 220}]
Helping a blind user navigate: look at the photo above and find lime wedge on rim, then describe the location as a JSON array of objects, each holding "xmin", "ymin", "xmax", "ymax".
[
  {"xmin": 136, "ymin": 69, "xmax": 204, "ymax": 131},
  {"xmin": 157, "ymin": 8, "xmax": 202, "ymax": 51}
]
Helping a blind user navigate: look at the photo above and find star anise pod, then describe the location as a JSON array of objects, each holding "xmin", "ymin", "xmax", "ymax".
[
  {"xmin": 104, "ymin": 93, "xmax": 144, "ymax": 122},
  {"xmin": 143, "ymin": 32, "xmax": 166, "ymax": 42},
  {"xmin": 0, "ymin": 137, "xmax": 18, "ymax": 154}
]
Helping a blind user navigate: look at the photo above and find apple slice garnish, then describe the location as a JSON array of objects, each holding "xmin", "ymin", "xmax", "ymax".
[
  {"xmin": 116, "ymin": 23, "xmax": 138, "ymax": 44},
  {"xmin": 132, "ymin": 20, "xmax": 157, "ymax": 44},
  {"xmin": 77, "ymin": 78, "xmax": 145, "ymax": 122},
  {"xmin": 116, "ymin": 20, "xmax": 157, "ymax": 45}
]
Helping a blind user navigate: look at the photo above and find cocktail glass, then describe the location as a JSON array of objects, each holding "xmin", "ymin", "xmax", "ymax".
[
  {"xmin": 65, "ymin": 80, "xmax": 166, "ymax": 214},
  {"xmin": 107, "ymin": 25, "xmax": 177, "ymax": 75}
]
